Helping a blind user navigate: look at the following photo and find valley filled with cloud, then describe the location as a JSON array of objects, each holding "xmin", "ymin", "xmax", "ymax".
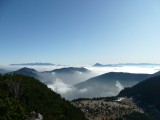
[{"xmin": 1, "ymin": 64, "xmax": 159, "ymax": 100}]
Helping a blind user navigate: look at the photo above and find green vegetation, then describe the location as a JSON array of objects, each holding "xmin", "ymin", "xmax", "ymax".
[
  {"xmin": 0, "ymin": 74, "xmax": 87, "ymax": 120},
  {"xmin": 118, "ymin": 76, "xmax": 160, "ymax": 110},
  {"xmin": 118, "ymin": 76, "xmax": 160, "ymax": 120},
  {"xmin": 72, "ymin": 96, "xmax": 117, "ymax": 102}
]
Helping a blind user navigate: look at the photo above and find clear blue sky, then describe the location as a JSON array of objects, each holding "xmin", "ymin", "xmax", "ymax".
[{"xmin": 0, "ymin": 0, "xmax": 160, "ymax": 65}]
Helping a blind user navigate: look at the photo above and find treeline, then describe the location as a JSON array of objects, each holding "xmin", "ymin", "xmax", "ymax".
[
  {"xmin": 0, "ymin": 74, "xmax": 87, "ymax": 120},
  {"xmin": 72, "ymin": 96, "xmax": 117, "ymax": 102}
]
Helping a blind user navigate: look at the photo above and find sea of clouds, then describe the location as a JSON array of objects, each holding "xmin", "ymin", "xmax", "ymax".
[{"xmin": 1, "ymin": 64, "xmax": 160, "ymax": 100}]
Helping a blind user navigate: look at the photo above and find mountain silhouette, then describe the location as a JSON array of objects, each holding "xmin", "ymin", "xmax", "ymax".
[
  {"xmin": 75, "ymin": 72, "xmax": 150, "ymax": 88},
  {"xmin": 74, "ymin": 72, "xmax": 151, "ymax": 98},
  {"xmin": 46, "ymin": 67, "xmax": 90, "ymax": 74},
  {"xmin": 11, "ymin": 67, "xmax": 38, "ymax": 78}
]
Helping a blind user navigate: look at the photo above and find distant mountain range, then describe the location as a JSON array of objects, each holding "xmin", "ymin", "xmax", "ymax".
[
  {"xmin": 93, "ymin": 63, "xmax": 122, "ymax": 67},
  {"xmin": 6, "ymin": 66, "xmax": 160, "ymax": 101},
  {"xmin": 9, "ymin": 67, "xmax": 93, "ymax": 85},
  {"xmin": 10, "ymin": 62, "xmax": 55, "ymax": 66},
  {"xmin": 93, "ymin": 63, "xmax": 160, "ymax": 67}
]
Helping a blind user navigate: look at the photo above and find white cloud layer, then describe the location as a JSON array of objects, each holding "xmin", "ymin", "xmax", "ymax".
[
  {"xmin": 48, "ymin": 79, "xmax": 73, "ymax": 94},
  {"xmin": 1, "ymin": 64, "xmax": 160, "ymax": 100}
]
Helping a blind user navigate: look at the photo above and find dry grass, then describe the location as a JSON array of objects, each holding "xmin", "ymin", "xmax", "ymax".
[{"xmin": 72, "ymin": 97, "xmax": 143, "ymax": 120}]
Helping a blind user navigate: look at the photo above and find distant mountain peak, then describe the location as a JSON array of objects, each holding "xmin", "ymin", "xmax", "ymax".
[
  {"xmin": 11, "ymin": 67, "xmax": 38, "ymax": 78},
  {"xmin": 93, "ymin": 63, "xmax": 104, "ymax": 66},
  {"xmin": 17, "ymin": 67, "xmax": 37, "ymax": 72}
]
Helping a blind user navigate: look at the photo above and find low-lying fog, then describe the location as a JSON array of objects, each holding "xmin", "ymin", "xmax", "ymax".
[{"xmin": 1, "ymin": 64, "xmax": 160, "ymax": 100}]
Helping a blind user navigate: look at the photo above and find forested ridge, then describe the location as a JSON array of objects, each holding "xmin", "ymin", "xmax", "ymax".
[
  {"xmin": 118, "ymin": 75, "xmax": 160, "ymax": 109},
  {"xmin": 0, "ymin": 74, "xmax": 87, "ymax": 120}
]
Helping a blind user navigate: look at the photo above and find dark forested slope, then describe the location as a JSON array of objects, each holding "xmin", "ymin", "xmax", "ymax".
[
  {"xmin": 118, "ymin": 76, "xmax": 160, "ymax": 109},
  {"xmin": 0, "ymin": 74, "xmax": 87, "ymax": 120}
]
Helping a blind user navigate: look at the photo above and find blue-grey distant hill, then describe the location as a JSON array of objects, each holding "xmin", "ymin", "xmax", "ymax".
[
  {"xmin": 74, "ymin": 72, "xmax": 151, "ymax": 98},
  {"xmin": 45, "ymin": 67, "xmax": 90, "ymax": 74},
  {"xmin": 75, "ymin": 72, "xmax": 151, "ymax": 87},
  {"xmin": 9, "ymin": 67, "xmax": 94, "ymax": 85},
  {"xmin": 9, "ymin": 67, "xmax": 38, "ymax": 78},
  {"xmin": 93, "ymin": 63, "xmax": 160, "ymax": 67},
  {"xmin": 44, "ymin": 67, "xmax": 93, "ymax": 85},
  {"xmin": 0, "ymin": 69, "xmax": 10, "ymax": 74},
  {"xmin": 9, "ymin": 67, "xmax": 54, "ymax": 84},
  {"xmin": 10, "ymin": 62, "xmax": 55, "ymax": 66},
  {"xmin": 93, "ymin": 63, "xmax": 122, "ymax": 67}
]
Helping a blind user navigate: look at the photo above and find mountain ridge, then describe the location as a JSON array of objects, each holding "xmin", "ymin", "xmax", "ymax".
[
  {"xmin": 0, "ymin": 74, "xmax": 87, "ymax": 120},
  {"xmin": 93, "ymin": 63, "xmax": 160, "ymax": 67},
  {"xmin": 45, "ymin": 67, "xmax": 90, "ymax": 74},
  {"xmin": 10, "ymin": 62, "xmax": 55, "ymax": 66}
]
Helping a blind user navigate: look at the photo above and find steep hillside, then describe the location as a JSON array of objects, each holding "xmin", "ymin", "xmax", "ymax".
[
  {"xmin": 118, "ymin": 76, "xmax": 160, "ymax": 119},
  {"xmin": 0, "ymin": 74, "xmax": 87, "ymax": 120},
  {"xmin": 118, "ymin": 76, "xmax": 160, "ymax": 109}
]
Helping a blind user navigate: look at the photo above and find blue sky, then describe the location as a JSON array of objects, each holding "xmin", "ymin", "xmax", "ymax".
[{"xmin": 0, "ymin": 0, "xmax": 160, "ymax": 65}]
